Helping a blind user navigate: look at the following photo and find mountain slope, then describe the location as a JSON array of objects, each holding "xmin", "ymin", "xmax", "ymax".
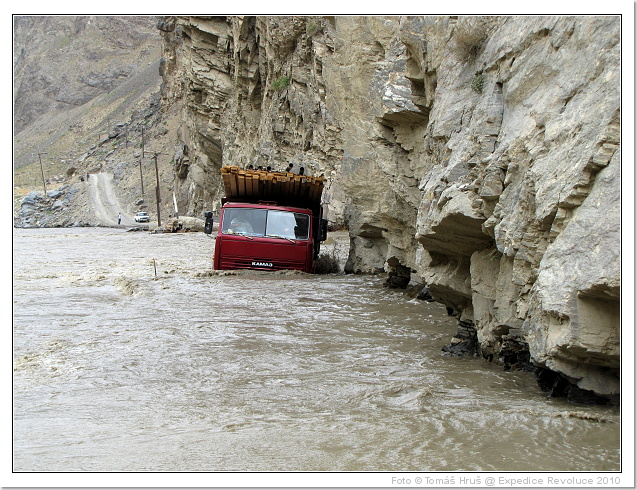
[
  {"xmin": 13, "ymin": 15, "xmax": 183, "ymax": 227},
  {"xmin": 13, "ymin": 16, "xmax": 163, "ymax": 177}
]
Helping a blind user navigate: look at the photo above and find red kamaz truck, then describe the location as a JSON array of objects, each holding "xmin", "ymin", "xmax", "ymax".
[{"xmin": 206, "ymin": 166, "xmax": 328, "ymax": 273}]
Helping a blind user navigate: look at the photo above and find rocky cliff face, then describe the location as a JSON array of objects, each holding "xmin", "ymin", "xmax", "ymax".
[{"xmin": 158, "ymin": 15, "xmax": 621, "ymax": 403}]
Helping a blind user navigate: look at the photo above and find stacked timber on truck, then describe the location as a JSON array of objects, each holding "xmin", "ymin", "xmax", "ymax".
[{"xmin": 220, "ymin": 165, "xmax": 324, "ymax": 213}]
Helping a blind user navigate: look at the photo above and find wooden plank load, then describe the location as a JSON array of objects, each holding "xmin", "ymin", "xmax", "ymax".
[{"xmin": 220, "ymin": 166, "xmax": 324, "ymax": 212}]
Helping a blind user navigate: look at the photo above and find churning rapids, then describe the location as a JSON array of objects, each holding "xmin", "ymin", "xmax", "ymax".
[{"xmin": 13, "ymin": 228, "xmax": 620, "ymax": 472}]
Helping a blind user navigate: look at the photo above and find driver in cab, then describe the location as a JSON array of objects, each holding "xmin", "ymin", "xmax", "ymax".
[{"xmin": 229, "ymin": 212, "xmax": 254, "ymax": 234}]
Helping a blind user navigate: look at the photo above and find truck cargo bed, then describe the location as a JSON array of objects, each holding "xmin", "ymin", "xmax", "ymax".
[{"xmin": 220, "ymin": 166, "xmax": 324, "ymax": 213}]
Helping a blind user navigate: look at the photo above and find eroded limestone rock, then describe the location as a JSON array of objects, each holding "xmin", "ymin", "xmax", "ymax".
[{"xmin": 159, "ymin": 15, "xmax": 621, "ymax": 402}]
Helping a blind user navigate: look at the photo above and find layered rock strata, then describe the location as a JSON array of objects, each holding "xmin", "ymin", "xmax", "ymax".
[{"xmin": 158, "ymin": 15, "xmax": 621, "ymax": 402}]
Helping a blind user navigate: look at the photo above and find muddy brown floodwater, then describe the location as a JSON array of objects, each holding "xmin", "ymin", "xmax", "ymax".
[{"xmin": 13, "ymin": 228, "xmax": 620, "ymax": 472}]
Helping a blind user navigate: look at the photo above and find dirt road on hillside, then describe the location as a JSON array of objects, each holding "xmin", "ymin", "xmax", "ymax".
[{"xmin": 87, "ymin": 173, "xmax": 137, "ymax": 227}]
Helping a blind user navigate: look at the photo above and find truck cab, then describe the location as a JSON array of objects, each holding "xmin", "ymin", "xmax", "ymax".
[{"xmin": 209, "ymin": 166, "xmax": 327, "ymax": 273}]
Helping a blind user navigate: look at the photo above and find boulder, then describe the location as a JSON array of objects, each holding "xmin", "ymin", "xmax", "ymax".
[{"xmin": 46, "ymin": 189, "xmax": 64, "ymax": 199}]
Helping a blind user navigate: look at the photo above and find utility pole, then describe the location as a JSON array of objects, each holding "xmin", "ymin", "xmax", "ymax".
[
  {"xmin": 149, "ymin": 151, "xmax": 168, "ymax": 227},
  {"xmin": 138, "ymin": 159, "xmax": 144, "ymax": 196},
  {"xmin": 36, "ymin": 150, "xmax": 48, "ymax": 196},
  {"xmin": 141, "ymin": 126, "xmax": 145, "ymax": 158}
]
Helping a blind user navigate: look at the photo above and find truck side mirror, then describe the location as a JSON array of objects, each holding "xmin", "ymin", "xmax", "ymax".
[
  {"xmin": 319, "ymin": 218, "xmax": 328, "ymax": 242},
  {"xmin": 204, "ymin": 211, "xmax": 214, "ymax": 234}
]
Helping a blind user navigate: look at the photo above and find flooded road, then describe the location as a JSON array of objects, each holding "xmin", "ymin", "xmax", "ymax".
[{"xmin": 13, "ymin": 228, "xmax": 620, "ymax": 472}]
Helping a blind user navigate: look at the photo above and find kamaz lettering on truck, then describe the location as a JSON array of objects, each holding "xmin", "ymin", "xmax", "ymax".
[{"xmin": 206, "ymin": 166, "xmax": 328, "ymax": 273}]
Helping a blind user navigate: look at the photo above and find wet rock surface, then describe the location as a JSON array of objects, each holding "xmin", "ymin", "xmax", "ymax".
[{"xmin": 441, "ymin": 321, "xmax": 479, "ymax": 357}]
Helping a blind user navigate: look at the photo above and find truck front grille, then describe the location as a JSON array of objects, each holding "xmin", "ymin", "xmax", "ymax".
[{"xmin": 220, "ymin": 256, "xmax": 307, "ymax": 272}]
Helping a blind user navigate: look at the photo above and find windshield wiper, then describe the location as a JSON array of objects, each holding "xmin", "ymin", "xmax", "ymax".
[
  {"xmin": 267, "ymin": 235, "xmax": 296, "ymax": 243},
  {"xmin": 228, "ymin": 231, "xmax": 254, "ymax": 239}
]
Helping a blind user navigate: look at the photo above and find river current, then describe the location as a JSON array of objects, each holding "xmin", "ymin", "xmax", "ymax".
[{"xmin": 12, "ymin": 228, "xmax": 620, "ymax": 472}]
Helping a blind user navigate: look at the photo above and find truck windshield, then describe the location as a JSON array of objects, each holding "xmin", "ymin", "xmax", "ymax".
[{"xmin": 222, "ymin": 208, "xmax": 310, "ymax": 240}]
